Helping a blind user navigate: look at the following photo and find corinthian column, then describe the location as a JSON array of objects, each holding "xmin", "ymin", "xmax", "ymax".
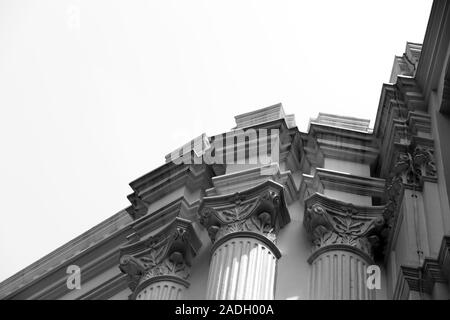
[
  {"xmin": 200, "ymin": 181, "xmax": 290, "ymax": 300},
  {"xmin": 118, "ymin": 217, "xmax": 201, "ymax": 300},
  {"xmin": 304, "ymin": 194, "xmax": 385, "ymax": 300}
]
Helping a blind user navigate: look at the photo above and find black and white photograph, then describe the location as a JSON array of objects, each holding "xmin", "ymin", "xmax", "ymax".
[{"xmin": 0, "ymin": 0, "xmax": 450, "ymax": 311}]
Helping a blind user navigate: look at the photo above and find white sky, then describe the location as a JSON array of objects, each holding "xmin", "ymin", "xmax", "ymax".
[{"xmin": 0, "ymin": 0, "xmax": 432, "ymax": 282}]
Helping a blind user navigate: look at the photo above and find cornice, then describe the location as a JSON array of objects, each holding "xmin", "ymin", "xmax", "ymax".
[
  {"xmin": 374, "ymin": 77, "xmax": 428, "ymax": 145},
  {"xmin": 305, "ymin": 193, "xmax": 386, "ymax": 216},
  {"xmin": 393, "ymin": 266, "xmax": 432, "ymax": 300},
  {"xmin": 407, "ymin": 111, "xmax": 432, "ymax": 135},
  {"xmin": 232, "ymin": 116, "xmax": 291, "ymax": 133},
  {"xmin": 3, "ymin": 237, "xmax": 128, "ymax": 300},
  {"xmin": 315, "ymin": 168, "xmax": 386, "ymax": 199},
  {"xmin": 396, "ymin": 76, "xmax": 427, "ymax": 112},
  {"xmin": 233, "ymin": 103, "xmax": 297, "ymax": 131},
  {"xmin": 0, "ymin": 198, "xmax": 205, "ymax": 300},
  {"xmin": 206, "ymin": 164, "xmax": 298, "ymax": 204},
  {"xmin": 373, "ymin": 83, "xmax": 397, "ymax": 137},
  {"xmin": 298, "ymin": 169, "xmax": 387, "ymax": 205},
  {"xmin": 126, "ymin": 163, "xmax": 214, "ymax": 220},
  {"xmin": 389, "ymin": 43, "xmax": 421, "ymax": 83},
  {"xmin": 304, "ymin": 123, "xmax": 379, "ymax": 166},
  {"xmin": 126, "ymin": 197, "xmax": 201, "ymax": 242},
  {"xmin": 308, "ymin": 122, "xmax": 375, "ymax": 138},
  {"xmin": 219, "ymin": 118, "xmax": 305, "ymax": 174},
  {"xmin": 415, "ymin": 0, "xmax": 450, "ymax": 102},
  {"xmin": 0, "ymin": 209, "xmax": 132, "ymax": 300}
]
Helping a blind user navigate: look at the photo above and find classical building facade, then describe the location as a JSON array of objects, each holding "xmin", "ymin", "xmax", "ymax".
[{"xmin": 1, "ymin": 0, "xmax": 450, "ymax": 300}]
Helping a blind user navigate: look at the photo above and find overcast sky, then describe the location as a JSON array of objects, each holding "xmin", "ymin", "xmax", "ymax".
[{"xmin": 0, "ymin": 0, "xmax": 432, "ymax": 282}]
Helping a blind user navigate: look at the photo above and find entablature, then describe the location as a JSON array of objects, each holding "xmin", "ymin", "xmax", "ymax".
[
  {"xmin": 299, "ymin": 169, "xmax": 386, "ymax": 205},
  {"xmin": 126, "ymin": 163, "xmax": 214, "ymax": 220},
  {"xmin": 302, "ymin": 123, "xmax": 379, "ymax": 171}
]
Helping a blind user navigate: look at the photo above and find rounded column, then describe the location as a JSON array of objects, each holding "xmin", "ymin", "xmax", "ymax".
[
  {"xmin": 206, "ymin": 233, "xmax": 280, "ymax": 300},
  {"xmin": 304, "ymin": 199, "xmax": 385, "ymax": 300},
  {"xmin": 199, "ymin": 182, "xmax": 290, "ymax": 301},
  {"xmin": 308, "ymin": 246, "xmax": 375, "ymax": 300},
  {"xmin": 135, "ymin": 277, "xmax": 188, "ymax": 300},
  {"xmin": 119, "ymin": 218, "xmax": 202, "ymax": 300}
]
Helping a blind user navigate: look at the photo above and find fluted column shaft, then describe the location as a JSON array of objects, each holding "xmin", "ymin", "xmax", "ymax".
[
  {"xmin": 309, "ymin": 247, "xmax": 374, "ymax": 300},
  {"xmin": 135, "ymin": 278, "xmax": 187, "ymax": 300},
  {"xmin": 206, "ymin": 234, "xmax": 279, "ymax": 300}
]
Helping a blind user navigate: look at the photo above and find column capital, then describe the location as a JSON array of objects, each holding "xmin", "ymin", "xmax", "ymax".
[
  {"xmin": 391, "ymin": 143, "xmax": 437, "ymax": 189},
  {"xmin": 304, "ymin": 193, "xmax": 385, "ymax": 260},
  {"xmin": 199, "ymin": 180, "xmax": 290, "ymax": 244},
  {"xmin": 118, "ymin": 217, "xmax": 201, "ymax": 297}
]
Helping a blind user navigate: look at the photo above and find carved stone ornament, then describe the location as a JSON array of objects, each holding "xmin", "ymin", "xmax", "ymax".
[
  {"xmin": 304, "ymin": 193, "xmax": 384, "ymax": 259},
  {"xmin": 391, "ymin": 142, "xmax": 437, "ymax": 189},
  {"xmin": 412, "ymin": 146, "xmax": 437, "ymax": 180},
  {"xmin": 382, "ymin": 174, "xmax": 404, "ymax": 237},
  {"xmin": 381, "ymin": 141, "xmax": 436, "ymax": 257},
  {"xmin": 118, "ymin": 217, "xmax": 201, "ymax": 292},
  {"xmin": 126, "ymin": 193, "xmax": 150, "ymax": 220},
  {"xmin": 199, "ymin": 181, "xmax": 290, "ymax": 244}
]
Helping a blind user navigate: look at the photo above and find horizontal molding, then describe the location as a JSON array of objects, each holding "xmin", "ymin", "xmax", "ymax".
[
  {"xmin": 128, "ymin": 163, "xmax": 214, "ymax": 209},
  {"xmin": 0, "ymin": 210, "xmax": 132, "ymax": 299},
  {"xmin": 76, "ymin": 272, "xmax": 129, "ymax": 300},
  {"xmin": 206, "ymin": 164, "xmax": 298, "ymax": 204},
  {"xmin": 393, "ymin": 235, "xmax": 450, "ymax": 300},
  {"xmin": 304, "ymin": 192, "xmax": 386, "ymax": 216},
  {"xmin": 316, "ymin": 168, "xmax": 386, "ymax": 199},
  {"xmin": 393, "ymin": 265, "xmax": 432, "ymax": 300}
]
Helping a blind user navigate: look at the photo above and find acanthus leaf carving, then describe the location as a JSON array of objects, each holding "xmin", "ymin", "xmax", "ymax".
[
  {"xmin": 391, "ymin": 138, "xmax": 437, "ymax": 189},
  {"xmin": 119, "ymin": 218, "xmax": 201, "ymax": 292},
  {"xmin": 140, "ymin": 252, "xmax": 190, "ymax": 283},
  {"xmin": 304, "ymin": 199, "xmax": 384, "ymax": 259},
  {"xmin": 199, "ymin": 182, "xmax": 289, "ymax": 244},
  {"xmin": 412, "ymin": 145, "xmax": 437, "ymax": 180}
]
